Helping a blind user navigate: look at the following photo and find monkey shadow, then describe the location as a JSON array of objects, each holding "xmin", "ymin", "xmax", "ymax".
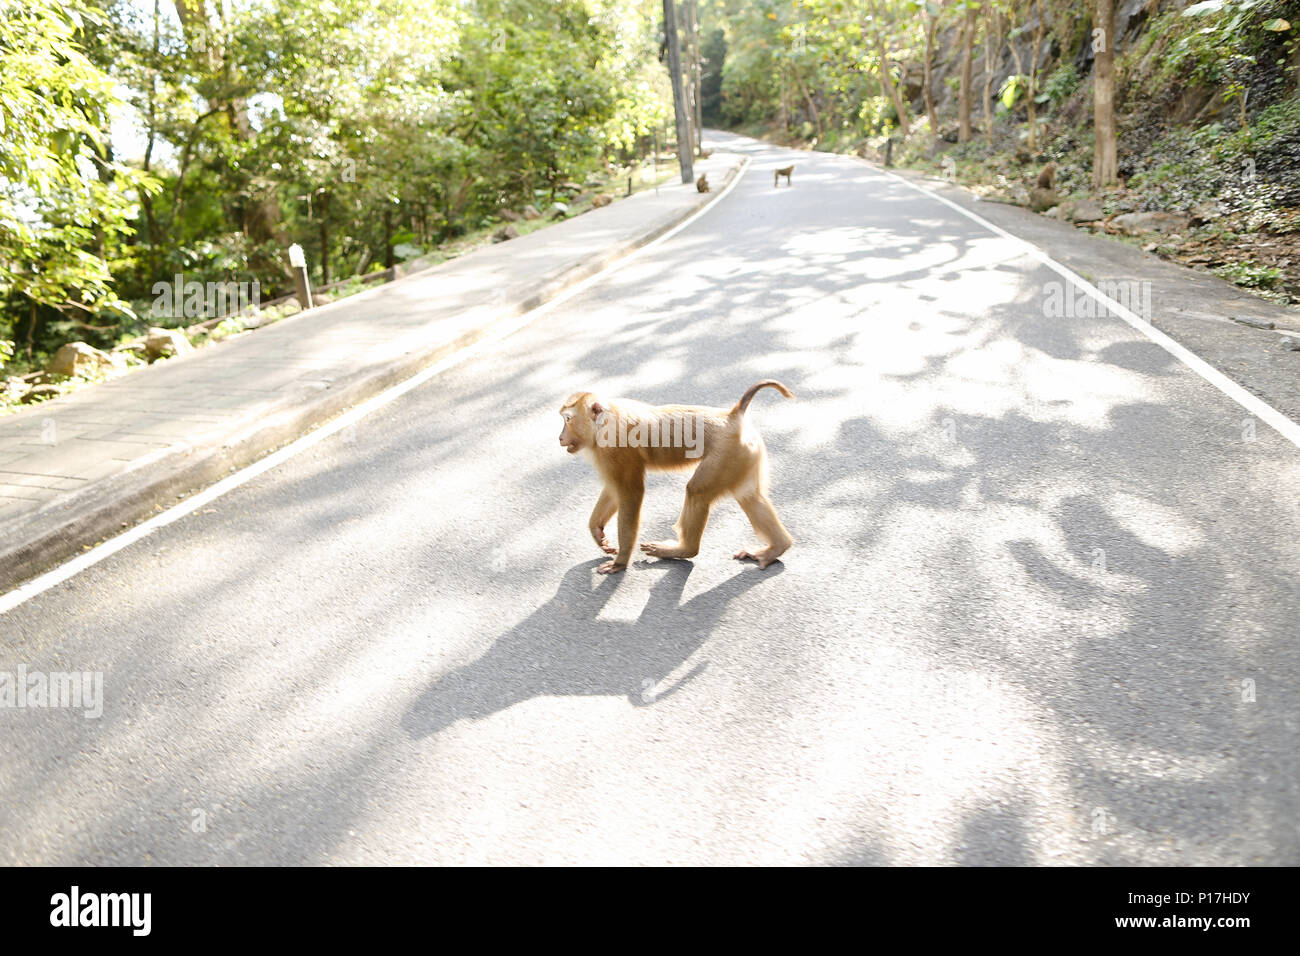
[{"xmin": 401, "ymin": 559, "xmax": 781, "ymax": 739}]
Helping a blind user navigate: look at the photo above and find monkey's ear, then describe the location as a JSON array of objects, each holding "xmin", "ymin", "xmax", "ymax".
[{"xmin": 590, "ymin": 402, "xmax": 605, "ymax": 420}]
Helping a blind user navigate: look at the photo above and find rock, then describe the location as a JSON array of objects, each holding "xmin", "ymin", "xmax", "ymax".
[
  {"xmin": 1231, "ymin": 315, "xmax": 1275, "ymax": 330},
  {"xmin": 1188, "ymin": 200, "xmax": 1222, "ymax": 227},
  {"xmin": 558, "ymin": 181, "xmax": 582, "ymax": 194},
  {"xmin": 547, "ymin": 202, "xmax": 569, "ymax": 220},
  {"xmin": 144, "ymin": 327, "xmax": 194, "ymax": 361},
  {"xmin": 492, "ymin": 224, "xmax": 520, "ymax": 242},
  {"xmin": 1029, "ymin": 186, "xmax": 1059, "ymax": 212},
  {"xmin": 498, "ymin": 208, "xmax": 522, "ymax": 222},
  {"xmin": 1111, "ymin": 211, "xmax": 1190, "ymax": 235},
  {"xmin": 591, "ymin": 194, "xmax": 612, "ymax": 208},
  {"xmin": 521, "ymin": 205, "xmax": 541, "ymax": 221},
  {"xmin": 1070, "ymin": 199, "xmax": 1105, "ymax": 223},
  {"xmin": 47, "ymin": 342, "xmax": 113, "ymax": 379},
  {"xmin": 312, "ymin": 292, "xmax": 334, "ymax": 305},
  {"xmin": 1279, "ymin": 336, "xmax": 1300, "ymax": 351},
  {"xmin": 21, "ymin": 384, "xmax": 61, "ymax": 404},
  {"xmin": 112, "ymin": 340, "xmax": 149, "ymax": 364},
  {"xmin": 1045, "ymin": 206, "xmax": 1063, "ymax": 220}
]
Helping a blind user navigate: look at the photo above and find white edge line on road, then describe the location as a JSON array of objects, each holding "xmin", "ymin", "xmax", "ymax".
[
  {"xmin": 878, "ymin": 168, "xmax": 1300, "ymax": 452},
  {"xmin": 0, "ymin": 157, "xmax": 751, "ymax": 617}
]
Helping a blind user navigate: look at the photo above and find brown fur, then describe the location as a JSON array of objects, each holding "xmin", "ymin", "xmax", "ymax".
[
  {"xmin": 558, "ymin": 381, "xmax": 795, "ymax": 573},
  {"xmin": 774, "ymin": 165, "xmax": 794, "ymax": 186},
  {"xmin": 696, "ymin": 173, "xmax": 710, "ymax": 193},
  {"xmin": 1036, "ymin": 162, "xmax": 1057, "ymax": 189}
]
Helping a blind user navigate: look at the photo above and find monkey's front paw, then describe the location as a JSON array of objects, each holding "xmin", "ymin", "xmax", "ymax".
[
  {"xmin": 597, "ymin": 561, "xmax": 627, "ymax": 574},
  {"xmin": 598, "ymin": 539, "xmax": 618, "ymax": 555}
]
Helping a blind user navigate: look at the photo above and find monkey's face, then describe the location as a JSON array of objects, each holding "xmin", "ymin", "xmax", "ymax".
[{"xmin": 558, "ymin": 395, "xmax": 600, "ymax": 454}]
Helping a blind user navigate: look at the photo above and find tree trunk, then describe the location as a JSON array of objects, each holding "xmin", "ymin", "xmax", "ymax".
[
  {"xmin": 383, "ymin": 209, "xmax": 394, "ymax": 269},
  {"xmin": 685, "ymin": 0, "xmax": 703, "ymax": 153},
  {"xmin": 923, "ymin": 5, "xmax": 941, "ymax": 133},
  {"xmin": 958, "ymin": 4, "xmax": 974, "ymax": 142},
  {"xmin": 983, "ymin": 7, "xmax": 1006, "ymax": 145},
  {"xmin": 317, "ymin": 190, "xmax": 329, "ymax": 286},
  {"xmin": 662, "ymin": 0, "xmax": 693, "ymax": 182},
  {"xmin": 791, "ymin": 66, "xmax": 823, "ymax": 138},
  {"xmin": 1093, "ymin": 0, "xmax": 1118, "ymax": 187},
  {"xmin": 869, "ymin": 0, "xmax": 911, "ymax": 137},
  {"xmin": 1027, "ymin": 0, "xmax": 1045, "ymax": 150}
]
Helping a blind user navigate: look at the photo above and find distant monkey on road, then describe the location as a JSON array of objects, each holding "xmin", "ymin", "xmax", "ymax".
[{"xmin": 774, "ymin": 165, "xmax": 794, "ymax": 187}]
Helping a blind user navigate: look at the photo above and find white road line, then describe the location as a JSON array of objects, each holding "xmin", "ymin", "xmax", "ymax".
[
  {"xmin": 0, "ymin": 157, "xmax": 751, "ymax": 617},
  {"xmin": 877, "ymin": 167, "xmax": 1300, "ymax": 451}
]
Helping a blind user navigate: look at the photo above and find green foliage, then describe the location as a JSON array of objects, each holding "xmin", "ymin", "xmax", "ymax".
[
  {"xmin": 1037, "ymin": 65, "xmax": 1080, "ymax": 106},
  {"xmin": 0, "ymin": 0, "xmax": 672, "ymax": 364},
  {"xmin": 0, "ymin": 0, "xmax": 158, "ymax": 327},
  {"xmin": 1213, "ymin": 260, "xmax": 1282, "ymax": 287},
  {"xmin": 1159, "ymin": 0, "xmax": 1297, "ymax": 88}
]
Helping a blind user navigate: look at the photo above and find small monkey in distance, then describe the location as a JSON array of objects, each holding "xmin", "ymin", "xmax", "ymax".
[
  {"xmin": 696, "ymin": 173, "xmax": 710, "ymax": 192},
  {"xmin": 1036, "ymin": 162, "xmax": 1057, "ymax": 189},
  {"xmin": 774, "ymin": 164, "xmax": 794, "ymax": 186},
  {"xmin": 558, "ymin": 381, "xmax": 795, "ymax": 574}
]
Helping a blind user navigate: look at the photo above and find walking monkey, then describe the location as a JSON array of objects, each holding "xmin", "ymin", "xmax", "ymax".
[
  {"xmin": 774, "ymin": 165, "xmax": 794, "ymax": 186},
  {"xmin": 558, "ymin": 381, "xmax": 795, "ymax": 574}
]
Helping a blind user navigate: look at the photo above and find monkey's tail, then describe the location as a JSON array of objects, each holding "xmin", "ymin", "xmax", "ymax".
[{"xmin": 731, "ymin": 380, "xmax": 794, "ymax": 418}]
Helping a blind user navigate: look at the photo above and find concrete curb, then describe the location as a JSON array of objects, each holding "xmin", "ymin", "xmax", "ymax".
[{"xmin": 0, "ymin": 155, "xmax": 748, "ymax": 592}]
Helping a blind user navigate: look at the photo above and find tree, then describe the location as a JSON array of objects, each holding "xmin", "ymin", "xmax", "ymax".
[
  {"xmin": 982, "ymin": 1, "xmax": 1007, "ymax": 145},
  {"xmin": 920, "ymin": 1, "xmax": 945, "ymax": 134},
  {"xmin": 1093, "ymin": 0, "xmax": 1118, "ymax": 186},
  {"xmin": 0, "ymin": 0, "xmax": 153, "ymax": 354},
  {"xmin": 958, "ymin": 1, "xmax": 976, "ymax": 141},
  {"xmin": 869, "ymin": 0, "xmax": 912, "ymax": 137}
]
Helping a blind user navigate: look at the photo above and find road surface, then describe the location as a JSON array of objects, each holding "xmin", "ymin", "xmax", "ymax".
[{"xmin": 2, "ymin": 132, "xmax": 1297, "ymax": 865}]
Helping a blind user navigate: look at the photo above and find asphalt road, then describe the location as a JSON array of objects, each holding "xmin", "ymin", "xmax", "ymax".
[{"xmin": 2, "ymin": 132, "xmax": 1297, "ymax": 865}]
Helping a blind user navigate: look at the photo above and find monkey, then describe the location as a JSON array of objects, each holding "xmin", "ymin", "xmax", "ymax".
[
  {"xmin": 774, "ymin": 164, "xmax": 794, "ymax": 187},
  {"xmin": 592, "ymin": 194, "xmax": 612, "ymax": 208},
  {"xmin": 1036, "ymin": 162, "xmax": 1057, "ymax": 190},
  {"xmin": 558, "ymin": 381, "xmax": 795, "ymax": 574},
  {"xmin": 696, "ymin": 173, "xmax": 710, "ymax": 193}
]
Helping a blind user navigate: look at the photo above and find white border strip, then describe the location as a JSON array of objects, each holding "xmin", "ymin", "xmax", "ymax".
[
  {"xmin": 0, "ymin": 157, "xmax": 751, "ymax": 616},
  {"xmin": 879, "ymin": 169, "xmax": 1300, "ymax": 451}
]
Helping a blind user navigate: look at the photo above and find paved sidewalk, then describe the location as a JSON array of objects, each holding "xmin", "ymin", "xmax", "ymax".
[{"xmin": 0, "ymin": 150, "xmax": 745, "ymax": 590}]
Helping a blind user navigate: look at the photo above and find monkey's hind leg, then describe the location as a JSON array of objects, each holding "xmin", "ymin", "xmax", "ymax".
[
  {"xmin": 733, "ymin": 491, "xmax": 793, "ymax": 569},
  {"xmin": 640, "ymin": 474, "xmax": 719, "ymax": 562}
]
